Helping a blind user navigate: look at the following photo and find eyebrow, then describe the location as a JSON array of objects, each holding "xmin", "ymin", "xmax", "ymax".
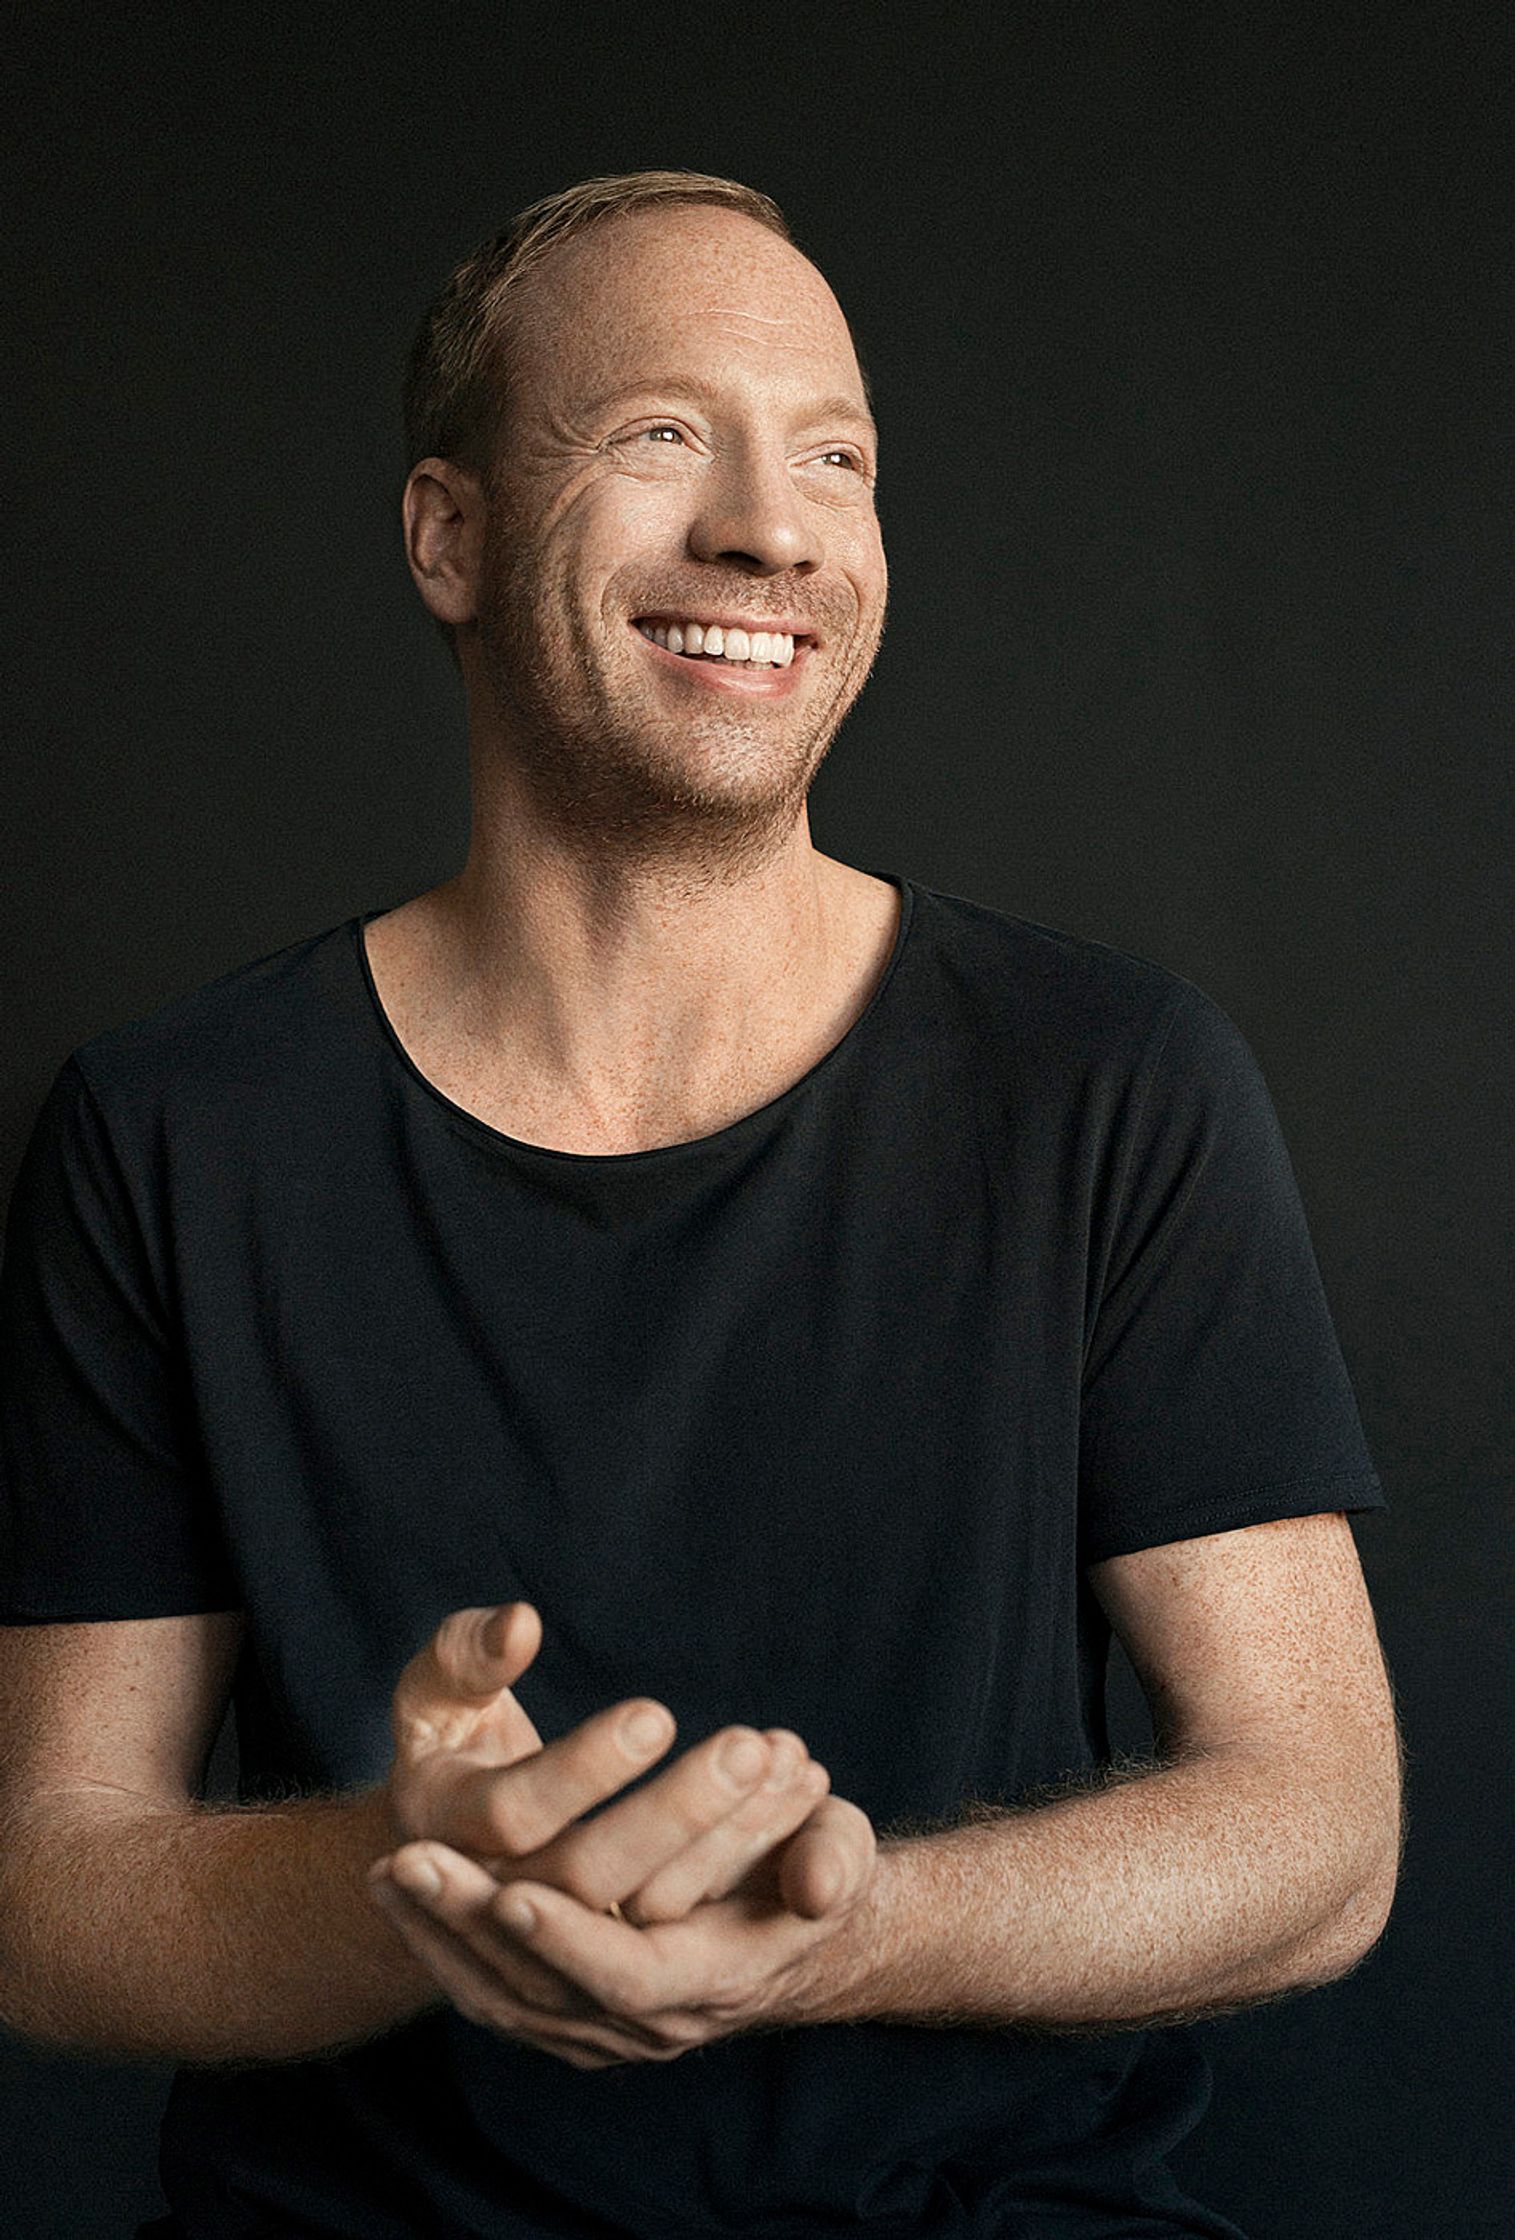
[{"xmin": 584, "ymin": 375, "xmax": 878, "ymax": 444}]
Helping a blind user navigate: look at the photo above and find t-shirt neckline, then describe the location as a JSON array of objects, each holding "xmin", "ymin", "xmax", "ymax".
[{"xmin": 348, "ymin": 872, "xmax": 916, "ymax": 1166}]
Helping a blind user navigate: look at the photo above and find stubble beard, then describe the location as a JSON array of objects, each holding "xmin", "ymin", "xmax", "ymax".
[{"xmin": 469, "ymin": 510, "xmax": 881, "ymax": 889}]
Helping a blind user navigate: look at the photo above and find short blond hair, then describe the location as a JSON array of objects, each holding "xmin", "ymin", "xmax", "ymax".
[{"xmin": 401, "ymin": 169, "xmax": 865, "ymax": 669}]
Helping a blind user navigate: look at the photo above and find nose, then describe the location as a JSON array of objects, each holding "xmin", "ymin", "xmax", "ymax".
[{"xmin": 686, "ymin": 438, "xmax": 822, "ymax": 578}]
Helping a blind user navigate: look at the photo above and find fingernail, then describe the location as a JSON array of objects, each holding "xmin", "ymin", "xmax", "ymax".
[
  {"xmin": 396, "ymin": 1856, "xmax": 444, "ymax": 1899},
  {"xmin": 721, "ymin": 1733, "xmax": 767, "ymax": 1784},
  {"xmin": 501, "ymin": 1894, "xmax": 536, "ymax": 1934},
  {"xmin": 622, "ymin": 1706, "xmax": 671, "ymax": 1753}
]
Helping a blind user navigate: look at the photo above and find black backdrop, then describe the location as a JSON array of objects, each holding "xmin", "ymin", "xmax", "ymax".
[{"xmin": 3, "ymin": 5, "xmax": 1510, "ymax": 2234}]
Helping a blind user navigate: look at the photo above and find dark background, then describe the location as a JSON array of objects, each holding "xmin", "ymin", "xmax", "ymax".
[{"xmin": 3, "ymin": 3, "xmax": 1510, "ymax": 2234}]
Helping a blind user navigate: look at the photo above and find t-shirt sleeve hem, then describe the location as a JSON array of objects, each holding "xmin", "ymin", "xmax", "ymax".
[
  {"xmin": 1080, "ymin": 1468, "xmax": 1388, "ymax": 1568},
  {"xmin": 0, "ymin": 1594, "xmax": 246, "ymax": 1624}
]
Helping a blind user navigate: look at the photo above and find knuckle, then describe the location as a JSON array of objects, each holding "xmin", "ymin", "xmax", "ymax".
[
  {"xmin": 653, "ymin": 1767, "xmax": 716, "ymax": 1842},
  {"xmin": 483, "ymin": 1810, "xmax": 539, "ymax": 1861},
  {"xmin": 487, "ymin": 1770, "xmax": 570, "ymax": 1858}
]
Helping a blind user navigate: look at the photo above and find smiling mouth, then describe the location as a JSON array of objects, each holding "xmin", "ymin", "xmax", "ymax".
[
  {"xmin": 627, "ymin": 617, "xmax": 815, "ymax": 698},
  {"xmin": 630, "ymin": 617, "xmax": 818, "ymax": 668}
]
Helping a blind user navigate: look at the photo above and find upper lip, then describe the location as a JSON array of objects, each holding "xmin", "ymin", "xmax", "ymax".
[{"xmin": 632, "ymin": 611, "xmax": 818, "ymax": 645}]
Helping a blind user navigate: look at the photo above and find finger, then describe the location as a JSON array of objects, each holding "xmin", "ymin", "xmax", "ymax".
[
  {"xmin": 435, "ymin": 1602, "xmax": 543, "ymax": 1699},
  {"xmin": 496, "ymin": 1871, "xmax": 831, "ymax": 2025},
  {"xmin": 401, "ymin": 1677, "xmax": 680, "ymax": 1863},
  {"xmin": 491, "ymin": 1716, "xmax": 781, "ymax": 1891},
  {"xmin": 391, "ymin": 1602, "xmax": 543, "ymax": 1751},
  {"xmin": 376, "ymin": 1840, "xmax": 706, "ymax": 2063},
  {"xmin": 520, "ymin": 1721, "xmax": 789, "ymax": 1902},
  {"xmin": 488, "ymin": 1877, "xmax": 676, "ymax": 2022},
  {"xmin": 625, "ymin": 1755, "xmax": 830, "ymax": 1924},
  {"xmin": 375, "ymin": 1843, "xmax": 589, "ymax": 2014},
  {"xmin": 775, "ymin": 1795, "xmax": 878, "ymax": 1919},
  {"xmin": 434, "ymin": 1694, "xmax": 680, "ymax": 1866},
  {"xmin": 369, "ymin": 1871, "xmax": 653, "ymax": 2064}
]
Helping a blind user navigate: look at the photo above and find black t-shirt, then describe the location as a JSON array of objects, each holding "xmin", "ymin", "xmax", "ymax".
[{"xmin": 0, "ymin": 875, "xmax": 1387, "ymax": 2239}]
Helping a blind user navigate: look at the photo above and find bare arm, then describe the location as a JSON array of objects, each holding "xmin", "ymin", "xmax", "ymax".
[
  {"xmin": 783, "ymin": 1512, "xmax": 1405, "ymax": 2035},
  {"xmin": 0, "ymin": 1776, "xmax": 442, "ymax": 2066},
  {"xmin": 0, "ymin": 1602, "xmax": 856, "ymax": 2068},
  {"xmin": 332, "ymin": 1515, "xmax": 1401, "ymax": 2069},
  {"xmin": 0, "ymin": 1611, "xmax": 440, "ymax": 2064}
]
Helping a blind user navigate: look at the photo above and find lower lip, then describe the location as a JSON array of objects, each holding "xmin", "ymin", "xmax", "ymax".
[{"xmin": 629, "ymin": 624, "xmax": 812, "ymax": 697}]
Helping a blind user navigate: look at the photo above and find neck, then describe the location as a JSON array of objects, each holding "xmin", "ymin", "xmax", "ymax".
[{"xmin": 390, "ymin": 815, "xmax": 862, "ymax": 1150}]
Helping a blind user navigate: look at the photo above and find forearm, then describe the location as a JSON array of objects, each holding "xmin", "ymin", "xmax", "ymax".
[
  {"xmin": 0, "ymin": 1781, "xmax": 446, "ymax": 2067},
  {"xmin": 798, "ymin": 1745, "xmax": 1396, "ymax": 2035}
]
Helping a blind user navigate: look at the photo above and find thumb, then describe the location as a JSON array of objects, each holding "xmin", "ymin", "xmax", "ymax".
[
  {"xmin": 779, "ymin": 1796, "xmax": 875, "ymax": 1920},
  {"xmin": 431, "ymin": 1600, "xmax": 543, "ymax": 1700}
]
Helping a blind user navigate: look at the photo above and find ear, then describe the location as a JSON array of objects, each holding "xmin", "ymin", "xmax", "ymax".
[{"xmin": 402, "ymin": 456, "xmax": 489, "ymax": 630}]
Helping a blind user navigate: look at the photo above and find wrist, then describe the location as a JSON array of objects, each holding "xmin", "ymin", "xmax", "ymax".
[
  {"xmin": 352, "ymin": 1777, "xmax": 407, "ymax": 1862},
  {"xmin": 346, "ymin": 1784, "xmax": 448, "ymax": 2012},
  {"xmin": 775, "ymin": 1843, "xmax": 899, "ymax": 2030}
]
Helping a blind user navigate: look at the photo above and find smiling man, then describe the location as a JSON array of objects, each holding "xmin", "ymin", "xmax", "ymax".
[
  {"xmin": 381, "ymin": 178, "xmax": 896, "ymax": 1157},
  {"xmin": 0, "ymin": 172, "xmax": 1401, "ymax": 2239}
]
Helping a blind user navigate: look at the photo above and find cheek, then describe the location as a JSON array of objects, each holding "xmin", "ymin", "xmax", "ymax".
[
  {"xmin": 582, "ymin": 478, "xmax": 691, "ymax": 569},
  {"xmin": 858, "ymin": 514, "xmax": 887, "ymax": 581},
  {"xmin": 578, "ymin": 535, "xmax": 688, "ymax": 644}
]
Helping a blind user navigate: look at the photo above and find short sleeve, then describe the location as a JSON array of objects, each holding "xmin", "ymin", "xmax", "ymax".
[
  {"xmin": 0, "ymin": 1054, "xmax": 241, "ymax": 1620},
  {"xmin": 1078, "ymin": 987, "xmax": 1387, "ymax": 1568}
]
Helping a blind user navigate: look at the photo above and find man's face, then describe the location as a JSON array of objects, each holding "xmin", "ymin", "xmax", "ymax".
[{"xmin": 463, "ymin": 203, "xmax": 887, "ymax": 867}]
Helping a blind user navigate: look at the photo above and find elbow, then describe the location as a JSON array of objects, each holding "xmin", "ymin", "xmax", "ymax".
[
  {"xmin": 1319, "ymin": 1723, "xmax": 1407, "ymax": 1974},
  {"xmin": 1336, "ymin": 1862, "xmax": 1398, "ymax": 1969},
  {"xmin": 1313, "ymin": 1825, "xmax": 1403, "ymax": 1979}
]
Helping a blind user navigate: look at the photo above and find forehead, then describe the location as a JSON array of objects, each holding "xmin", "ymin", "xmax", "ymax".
[{"xmin": 507, "ymin": 204, "xmax": 866, "ymax": 417}]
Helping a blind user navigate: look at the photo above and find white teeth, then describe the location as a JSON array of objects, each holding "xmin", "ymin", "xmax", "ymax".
[{"xmin": 637, "ymin": 618, "xmax": 796, "ymax": 667}]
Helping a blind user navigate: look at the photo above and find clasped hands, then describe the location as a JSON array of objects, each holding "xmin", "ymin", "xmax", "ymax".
[{"xmin": 366, "ymin": 1601, "xmax": 878, "ymax": 2069}]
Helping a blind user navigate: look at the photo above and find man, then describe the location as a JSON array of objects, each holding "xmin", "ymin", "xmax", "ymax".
[{"xmin": 0, "ymin": 169, "xmax": 1401, "ymax": 2238}]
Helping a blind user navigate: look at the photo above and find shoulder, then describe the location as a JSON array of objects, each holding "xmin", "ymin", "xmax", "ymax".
[
  {"xmin": 53, "ymin": 913, "xmax": 367, "ymax": 1162},
  {"xmin": 905, "ymin": 878, "xmax": 1251, "ymax": 1087}
]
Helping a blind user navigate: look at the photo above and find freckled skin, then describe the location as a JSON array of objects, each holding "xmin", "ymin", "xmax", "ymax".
[
  {"xmin": 392, "ymin": 206, "xmax": 897, "ymax": 1154},
  {"xmin": 415, "ymin": 203, "xmax": 888, "ymax": 886}
]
